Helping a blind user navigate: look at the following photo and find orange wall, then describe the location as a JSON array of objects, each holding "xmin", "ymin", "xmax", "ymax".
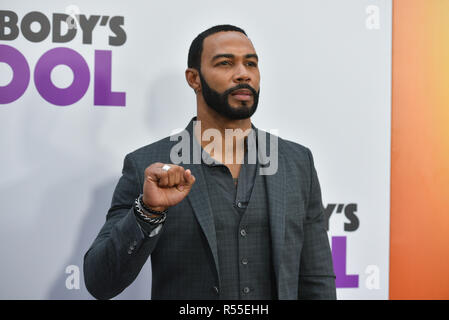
[{"xmin": 390, "ymin": 0, "xmax": 449, "ymax": 299}]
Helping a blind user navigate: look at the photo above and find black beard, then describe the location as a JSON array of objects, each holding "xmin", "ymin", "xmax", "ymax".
[{"xmin": 199, "ymin": 71, "xmax": 259, "ymax": 120}]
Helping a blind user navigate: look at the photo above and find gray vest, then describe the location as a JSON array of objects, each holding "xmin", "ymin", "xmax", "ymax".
[{"xmin": 204, "ymin": 166, "xmax": 276, "ymax": 300}]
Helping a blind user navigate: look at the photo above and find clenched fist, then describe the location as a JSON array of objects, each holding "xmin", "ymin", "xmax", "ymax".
[{"xmin": 142, "ymin": 162, "xmax": 196, "ymax": 212}]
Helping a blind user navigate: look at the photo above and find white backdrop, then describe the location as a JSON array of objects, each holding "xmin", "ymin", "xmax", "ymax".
[{"xmin": 0, "ymin": 0, "xmax": 392, "ymax": 299}]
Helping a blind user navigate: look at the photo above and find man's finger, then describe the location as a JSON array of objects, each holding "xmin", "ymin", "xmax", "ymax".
[
  {"xmin": 184, "ymin": 169, "xmax": 196, "ymax": 186},
  {"xmin": 157, "ymin": 169, "xmax": 169, "ymax": 187},
  {"xmin": 147, "ymin": 163, "xmax": 166, "ymax": 181},
  {"xmin": 176, "ymin": 169, "xmax": 194, "ymax": 192},
  {"xmin": 168, "ymin": 166, "xmax": 182, "ymax": 187}
]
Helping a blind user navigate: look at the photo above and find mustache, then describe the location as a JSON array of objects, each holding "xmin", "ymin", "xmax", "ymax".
[{"xmin": 223, "ymin": 83, "xmax": 258, "ymax": 97}]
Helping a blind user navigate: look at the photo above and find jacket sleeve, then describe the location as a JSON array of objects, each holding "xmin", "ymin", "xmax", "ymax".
[
  {"xmin": 83, "ymin": 153, "xmax": 163, "ymax": 300},
  {"xmin": 298, "ymin": 147, "xmax": 337, "ymax": 300}
]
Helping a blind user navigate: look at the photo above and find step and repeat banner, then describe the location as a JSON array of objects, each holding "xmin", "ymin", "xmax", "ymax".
[{"xmin": 0, "ymin": 0, "xmax": 392, "ymax": 299}]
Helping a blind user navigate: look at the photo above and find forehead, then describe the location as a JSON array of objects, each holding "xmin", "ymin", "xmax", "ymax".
[{"xmin": 201, "ymin": 31, "xmax": 256, "ymax": 60}]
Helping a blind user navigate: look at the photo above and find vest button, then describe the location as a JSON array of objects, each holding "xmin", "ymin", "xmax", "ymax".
[
  {"xmin": 241, "ymin": 258, "xmax": 248, "ymax": 265},
  {"xmin": 240, "ymin": 229, "xmax": 247, "ymax": 237},
  {"xmin": 237, "ymin": 202, "xmax": 243, "ymax": 208},
  {"xmin": 242, "ymin": 287, "xmax": 250, "ymax": 294}
]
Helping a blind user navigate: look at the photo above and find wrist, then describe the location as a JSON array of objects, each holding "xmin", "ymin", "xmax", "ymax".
[
  {"xmin": 134, "ymin": 195, "xmax": 167, "ymax": 225},
  {"xmin": 147, "ymin": 205, "xmax": 168, "ymax": 213},
  {"xmin": 142, "ymin": 196, "xmax": 167, "ymax": 212}
]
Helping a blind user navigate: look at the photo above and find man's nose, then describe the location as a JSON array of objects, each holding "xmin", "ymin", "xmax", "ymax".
[{"xmin": 233, "ymin": 63, "xmax": 251, "ymax": 83}]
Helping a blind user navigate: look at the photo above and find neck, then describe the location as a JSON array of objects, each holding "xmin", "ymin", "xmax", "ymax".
[{"xmin": 195, "ymin": 101, "xmax": 252, "ymax": 165}]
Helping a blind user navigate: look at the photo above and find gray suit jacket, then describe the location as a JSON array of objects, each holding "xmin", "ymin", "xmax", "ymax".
[{"xmin": 83, "ymin": 117, "xmax": 336, "ymax": 300}]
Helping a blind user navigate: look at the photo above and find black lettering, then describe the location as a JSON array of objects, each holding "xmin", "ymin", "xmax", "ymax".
[
  {"xmin": 52, "ymin": 13, "xmax": 77, "ymax": 43},
  {"xmin": 78, "ymin": 14, "xmax": 100, "ymax": 44},
  {"xmin": 0, "ymin": 10, "xmax": 19, "ymax": 40},
  {"xmin": 20, "ymin": 11, "xmax": 50, "ymax": 42},
  {"xmin": 324, "ymin": 203, "xmax": 336, "ymax": 231},
  {"xmin": 344, "ymin": 203, "xmax": 359, "ymax": 231},
  {"xmin": 109, "ymin": 16, "xmax": 126, "ymax": 46}
]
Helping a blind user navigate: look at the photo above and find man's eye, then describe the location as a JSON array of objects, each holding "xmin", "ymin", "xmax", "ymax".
[
  {"xmin": 218, "ymin": 61, "xmax": 231, "ymax": 66},
  {"xmin": 247, "ymin": 61, "xmax": 258, "ymax": 67}
]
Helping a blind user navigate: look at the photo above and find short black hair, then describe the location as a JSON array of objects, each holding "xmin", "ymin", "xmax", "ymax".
[{"xmin": 188, "ymin": 24, "xmax": 247, "ymax": 71}]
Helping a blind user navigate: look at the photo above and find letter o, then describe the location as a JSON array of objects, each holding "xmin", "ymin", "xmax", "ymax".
[
  {"xmin": 21, "ymin": 11, "xmax": 51, "ymax": 42},
  {"xmin": 0, "ymin": 44, "xmax": 30, "ymax": 104},
  {"xmin": 34, "ymin": 47, "xmax": 90, "ymax": 106}
]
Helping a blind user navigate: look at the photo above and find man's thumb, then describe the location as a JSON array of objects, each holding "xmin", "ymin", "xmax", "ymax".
[{"xmin": 184, "ymin": 169, "xmax": 195, "ymax": 185}]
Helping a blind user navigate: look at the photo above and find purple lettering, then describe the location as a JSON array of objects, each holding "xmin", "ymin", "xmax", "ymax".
[
  {"xmin": 94, "ymin": 50, "xmax": 125, "ymax": 106},
  {"xmin": 0, "ymin": 44, "xmax": 30, "ymax": 104},
  {"xmin": 34, "ymin": 47, "xmax": 89, "ymax": 106},
  {"xmin": 332, "ymin": 236, "xmax": 359, "ymax": 288}
]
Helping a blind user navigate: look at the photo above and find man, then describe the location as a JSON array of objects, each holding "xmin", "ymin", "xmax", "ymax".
[{"xmin": 84, "ymin": 25, "xmax": 336, "ymax": 300}]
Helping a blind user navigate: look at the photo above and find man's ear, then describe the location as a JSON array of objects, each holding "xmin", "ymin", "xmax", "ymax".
[{"xmin": 185, "ymin": 68, "xmax": 201, "ymax": 94}]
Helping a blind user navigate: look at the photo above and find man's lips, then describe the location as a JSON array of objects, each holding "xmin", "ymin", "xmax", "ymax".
[{"xmin": 230, "ymin": 89, "xmax": 253, "ymax": 101}]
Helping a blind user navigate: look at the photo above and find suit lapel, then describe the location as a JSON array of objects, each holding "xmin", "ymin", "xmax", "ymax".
[
  {"xmin": 184, "ymin": 162, "xmax": 221, "ymax": 286},
  {"xmin": 174, "ymin": 117, "xmax": 221, "ymax": 286}
]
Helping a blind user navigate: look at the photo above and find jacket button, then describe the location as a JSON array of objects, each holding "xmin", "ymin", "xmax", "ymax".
[{"xmin": 242, "ymin": 287, "xmax": 250, "ymax": 294}]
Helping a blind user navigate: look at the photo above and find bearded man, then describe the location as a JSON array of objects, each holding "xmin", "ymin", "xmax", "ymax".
[{"xmin": 84, "ymin": 24, "xmax": 336, "ymax": 300}]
